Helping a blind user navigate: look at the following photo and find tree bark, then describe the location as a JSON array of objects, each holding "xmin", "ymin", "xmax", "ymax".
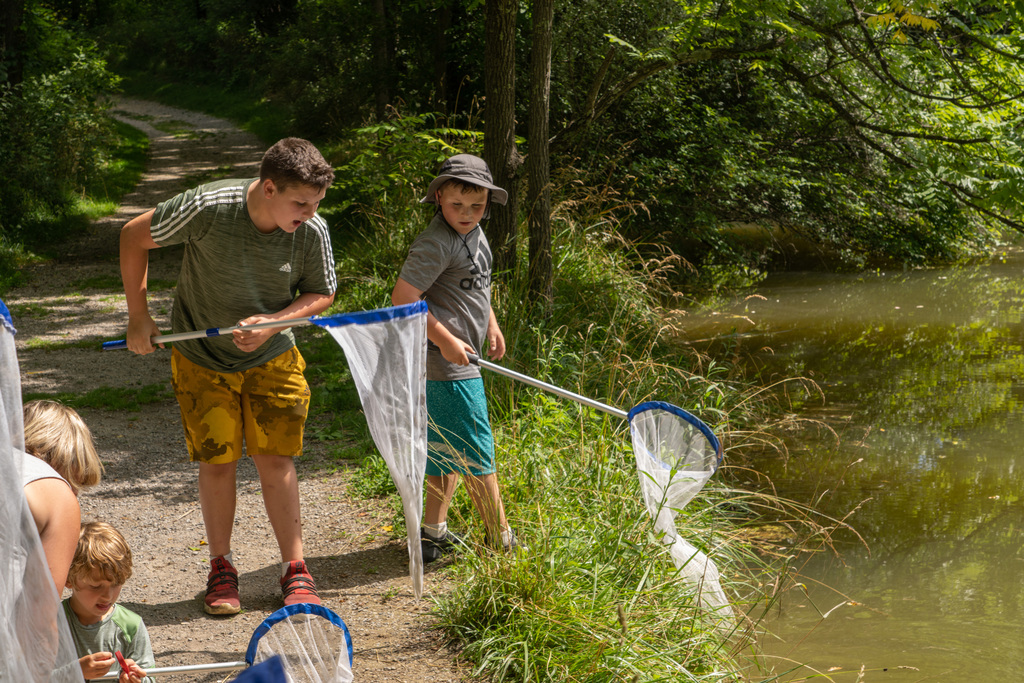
[
  {"xmin": 433, "ymin": 1, "xmax": 453, "ymax": 112},
  {"xmin": 527, "ymin": 0, "xmax": 554, "ymax": 312},
  {"xmin": 1, "ymin": 0, "xmax": 26, "ymax": 86},
  {"xmin": 371, "ymin": 0, "xmax": 391, "ymax": 120},
  {"xmin": 483, "ymin": 0, "xmax": 521, "ymax": 275}
]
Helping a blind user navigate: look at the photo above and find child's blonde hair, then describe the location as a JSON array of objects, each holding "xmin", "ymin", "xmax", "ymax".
[
  {"xmin": 23, "ymin": 399, "xmax": 103, "ymax": 494},
  {"xmin": 68, "ymin": 522, "xmax": 133, "ymax": 586}
]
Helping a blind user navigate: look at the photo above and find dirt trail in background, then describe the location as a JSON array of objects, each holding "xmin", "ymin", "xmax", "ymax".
[{"xmin": 7, "ymin": 98, "xmax": 466, "ymax": 682}]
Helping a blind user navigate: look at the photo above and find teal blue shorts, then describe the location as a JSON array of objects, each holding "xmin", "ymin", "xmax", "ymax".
[{"xmin": 426, "ymin": 377, "xmax": 495, "ymax": 477}]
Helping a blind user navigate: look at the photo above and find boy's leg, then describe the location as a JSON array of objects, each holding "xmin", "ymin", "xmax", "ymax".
[
  {"xmin": 423, "ymin": 473, "xmax": 459, "ymax": 526},
  {"xmin": 197, "ymin": 461, "xmax": 239, "ymax": 557},
  {"xmin": 240, "ymin": 348, "xmax": 319, "ymax": 605},
  {"xmin": 251, "ymin": 453, "xmax": 303, "ymax": 561},
  {"xmin": 464, "ymin": 473, "xmax": 508, "ymax": 539},
  {"xmin": 172, "ymin": 348, "xmax": 246, "ymax": 615}
]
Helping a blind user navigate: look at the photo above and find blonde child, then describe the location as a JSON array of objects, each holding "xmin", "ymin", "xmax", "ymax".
[
  {"xmin": 63, "ymin": 522, "xmax": 154, "ymax": 683},
  {"xmin": 21, "ymin": 400, "xmax": 104, "ymax": 591}
]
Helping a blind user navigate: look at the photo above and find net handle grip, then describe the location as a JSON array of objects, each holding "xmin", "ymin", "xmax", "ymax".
[
  {"xmin": 467, "ymin": 353, "xmax": 628, "ymax": 420},
  {"xmin": 102, "ymin": 316, "xmax": 317, "ymax": 350}
]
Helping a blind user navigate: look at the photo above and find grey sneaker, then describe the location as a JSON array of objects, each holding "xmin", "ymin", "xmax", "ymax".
[
  {"xmin": 421, "ymin": 528, "xmax": 465, "ymax": 563},
  {"xmin": 487, "ymin": 527, "xmax": 527, "ymax": 554}
]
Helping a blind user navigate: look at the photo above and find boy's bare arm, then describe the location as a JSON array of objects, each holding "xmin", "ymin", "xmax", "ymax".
[
  {"xmin": 120, "ymin": 210, "xmax": 163, "ymax": 354},
  {"xmin": 486, "ymin": 308, "xmax": 506, "ymax": 360},
  {"xmin": 392, "ymin": 277, "xmax": 474, "ymax": 365},
  {"xmin": 232, "ymin": 291, "xmax": 336, "ymax": 352}
]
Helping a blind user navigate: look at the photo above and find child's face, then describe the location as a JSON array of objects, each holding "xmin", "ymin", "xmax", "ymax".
[
  {"xmin": 262, "ymin": 179, "xmax": 327, "ymax": 233},
  {"xmin": 437, "ymin": 185, "xmax": 489, "ymax": 234},
  {"xmin": 66, "ymin": 570, "xmax": 123, "ymax": 625}
]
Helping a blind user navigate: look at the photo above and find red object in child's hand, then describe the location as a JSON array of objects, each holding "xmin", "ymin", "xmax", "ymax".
[{"xmin": 114, "ymin": 651, "xmax": 129, "ymax": 674}]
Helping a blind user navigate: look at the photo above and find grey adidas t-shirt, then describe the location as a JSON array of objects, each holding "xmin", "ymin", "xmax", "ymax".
[
  {"xmin": 398, "ymin": 213, "xmax": 492, "ymax": 381},
  {"xmin": 151, "ymin": 178, "xmax": 336, "ymax": 373}
]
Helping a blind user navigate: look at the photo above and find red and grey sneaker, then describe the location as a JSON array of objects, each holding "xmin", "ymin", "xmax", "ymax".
[
  {"xmin": 204, "ymin": 556, "xmax": 240, "ymax": 615},
  {"xmin": 281, "ymin": 560, "xmax": 320, "ymax": 606}
]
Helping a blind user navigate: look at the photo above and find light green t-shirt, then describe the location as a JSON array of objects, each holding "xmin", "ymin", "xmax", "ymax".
[
  {"xmin": 151, "ymin": 178, "xmax": 336, "ymax": 372},
  {"xmin": 62, "ymin": 600, "xmax": 155, "ymax": 682}
]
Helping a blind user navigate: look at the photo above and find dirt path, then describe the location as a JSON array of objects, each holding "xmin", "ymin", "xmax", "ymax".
[{"xmin": 7, "ymin": 98, "xmax": 466, "ymax": 682}]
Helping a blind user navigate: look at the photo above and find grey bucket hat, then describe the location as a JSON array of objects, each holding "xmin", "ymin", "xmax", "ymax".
[{"xmin": 420, "ymin": 154, "xmax": 509, "ymax": 206}]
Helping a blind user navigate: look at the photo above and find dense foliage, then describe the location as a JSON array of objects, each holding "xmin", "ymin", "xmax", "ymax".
[
  {"xmin": 61, "ymin": 0, "xmax": 1024, "ymax": 276},
  {"xmin": 0, "ymin": 5, "xmax": 119, "ymax": 251},
  {"xmin": 6, "ymin": 1, "xmax": 1024, "ymax": 277}
]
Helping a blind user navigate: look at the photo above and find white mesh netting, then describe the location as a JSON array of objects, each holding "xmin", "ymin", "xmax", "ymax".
[
  {"xmin": 628, "ymin": 401, "xmax": 732, "ymax": 617},
  {"xmin": 0, "ymin": 300, "xmax": 84, "ymax": 682},
  {"xmin": 245, "ymin": 604, "xmax": 353, "ymax": 683},
  {"xmin": 313, "ymin": 302, "xmax": 428, "ymax": 597}
]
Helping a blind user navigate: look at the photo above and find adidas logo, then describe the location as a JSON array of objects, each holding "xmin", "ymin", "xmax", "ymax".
[{"xmin": 279, "ymin": 263, "xmax": 292, "ymax": 273}]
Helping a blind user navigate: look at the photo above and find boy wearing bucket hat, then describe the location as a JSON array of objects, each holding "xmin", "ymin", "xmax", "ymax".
[{"xmin": 391, "ymin": 153, "xmax": 521, "ymax": 560}]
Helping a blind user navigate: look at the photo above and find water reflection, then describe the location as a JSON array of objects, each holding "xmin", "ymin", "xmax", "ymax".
[{"xmin": 684, "ymin": 256, "xmax": 1024, "ymax": 680}]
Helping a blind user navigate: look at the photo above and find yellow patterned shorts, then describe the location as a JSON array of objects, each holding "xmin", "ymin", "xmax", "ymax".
[{"xmin": 171, "ymin": 347, "xmax": 309, "ymax": 464}]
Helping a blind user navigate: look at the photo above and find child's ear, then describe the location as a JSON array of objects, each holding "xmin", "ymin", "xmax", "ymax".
[
  {"xmin": 262, "ymin": 178, "xmax": 278, "ymax": 197},
  {"xmin": 65, "ymin": 578, "xmax": 73, "ymax": 590}
]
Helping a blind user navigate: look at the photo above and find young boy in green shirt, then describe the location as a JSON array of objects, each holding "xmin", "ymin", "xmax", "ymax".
[
  {"xmin": 63, "ymin": 522, "xmax": 155, "ymax": 683},
  {"xmin": 119, "ymin": 138, "xmax": 336, "ymax": 613}
]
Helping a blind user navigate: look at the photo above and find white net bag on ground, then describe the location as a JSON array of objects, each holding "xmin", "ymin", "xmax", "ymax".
[
  {"xmin": 312, "ymin": 302, "xmax": 428, "ymax": 597},
  {"xmin": 629, "ymin": 401, "xmax": 731, "ymax": 616},
  {"xmin": 244, "ymin": 604, "xmax": 353, "ymax": 683},
  {"xmin": 0, "ymin": 299, "xmax": 84, "ymax": 683}
]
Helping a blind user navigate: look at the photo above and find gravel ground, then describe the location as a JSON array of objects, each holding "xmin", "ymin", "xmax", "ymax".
[{"xmin": 7, "ymin": 98, "xmax": 469, "ymax": 682}]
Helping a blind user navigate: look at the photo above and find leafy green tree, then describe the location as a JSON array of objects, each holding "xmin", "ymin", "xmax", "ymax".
[
  {"xmin": 0, "ymin": 2, "xmax": 118, "ymax": 242},
  {"xmin": 547, "ymin": 1, "xmax": 1024, "ymax": 265}
]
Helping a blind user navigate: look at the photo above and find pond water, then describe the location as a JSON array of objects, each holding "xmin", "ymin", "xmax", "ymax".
[{"xmin": 685, "ymin": 252, "xmax": 1024, "ymax": 681}]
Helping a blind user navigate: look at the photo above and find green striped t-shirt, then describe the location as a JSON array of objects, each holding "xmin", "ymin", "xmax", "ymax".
[{"xmin": 151, "ymin": 178, "xmax": 336, "ymax": 372}]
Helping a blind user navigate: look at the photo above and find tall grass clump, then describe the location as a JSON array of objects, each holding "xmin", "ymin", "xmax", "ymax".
[{"xmin": 316, "ymin": 119, "xmax": 799, "ymax": 680}]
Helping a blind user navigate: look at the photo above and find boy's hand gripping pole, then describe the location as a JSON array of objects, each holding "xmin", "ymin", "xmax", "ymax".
[{"xmin": 101, "ymin": 316, "xmax": 317, "ymax": 350}]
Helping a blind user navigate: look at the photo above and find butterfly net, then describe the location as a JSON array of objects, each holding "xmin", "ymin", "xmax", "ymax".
[
  {"xmin": 628, "ymin": 401, "xmax": 732, "ymax": 616},
  {"xmin": 312, "ymin": 302, "xmax": 428, "ymax": 597},
  {"xmin": 244, "ymin": 604, "xmax": 353, "ymax": 683},
  {"xmin": 0, "ymin": 299, "xmax": 85, "ymax": 682}
]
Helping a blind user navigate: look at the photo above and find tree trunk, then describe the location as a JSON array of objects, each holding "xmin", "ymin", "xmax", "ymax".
[
  {"xmin": 433, "ymin": 2, "xmax": 453, "ymax": 112},
  {"xmin": 1, "ymin": 0, "xmax": 26, "ymax": 86},
  {"xmin": 372, "ymin": 0, "xmax": 391, "ymax": 120},
  {"xmin": 527, "ymin": 0, "xmax": 554, "ymax": 312},
  {"xmin": 483, "ymin": 0, "xmax": 521, "ymax": 275}
]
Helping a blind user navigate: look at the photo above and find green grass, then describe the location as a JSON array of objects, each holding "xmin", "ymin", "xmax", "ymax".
[
  {"xmin": 23, "ymin": 337, "xmax": 115, "ymax": 351},
  {"xmin": 23, "ymin": 383, "xmax": 173, "ymax": 411},
  {"xmin": 70, "ymin": 275, "xmax": 124, "ymax": 290},
  {"xmin": 0, "ymin": 119, "xmax": 149, "ymax": 295},
  {"xmin": 80, "ymin": 119, "xmax": 149, "ymax": 211}
]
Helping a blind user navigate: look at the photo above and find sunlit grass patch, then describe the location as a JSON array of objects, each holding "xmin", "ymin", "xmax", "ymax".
[
  {"xmin": 69, "ymin": 275, "xmax": 124, "ymax": 290},
  {"xmin": 8, "ymin": 301, "xmax": 51, "ymax": 318},
  {"xmin": 24, "ymin": 383, "xmax": 172, "ymax": 411},
  {"xmin": 23, "ymin": 337, "xmax": 103, "ymax": 351}
]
